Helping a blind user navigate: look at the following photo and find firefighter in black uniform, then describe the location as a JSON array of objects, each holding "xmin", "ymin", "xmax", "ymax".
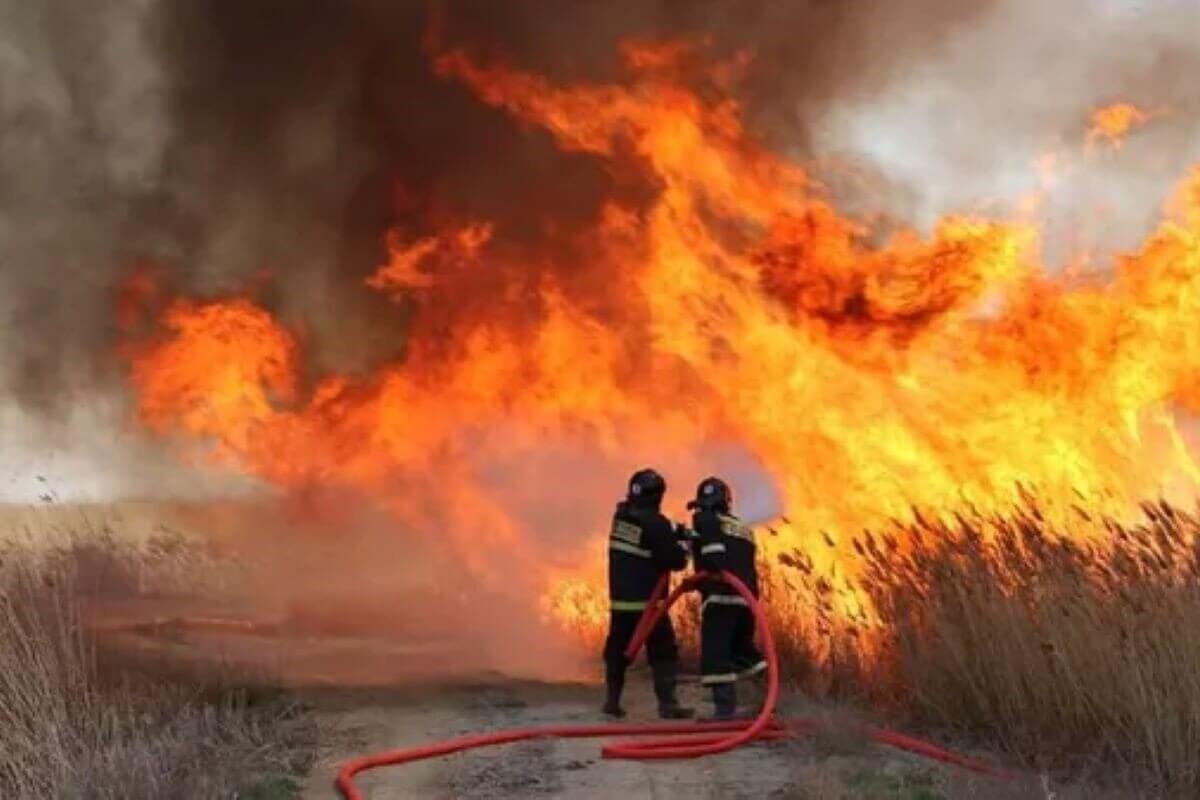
[
  {"xmin": 688, "ymin": 476, "xmax": 766, "ymax": 720},
  {"xmin": 602, "ymin": 468, "xmax": 695, "ymax": 719}
]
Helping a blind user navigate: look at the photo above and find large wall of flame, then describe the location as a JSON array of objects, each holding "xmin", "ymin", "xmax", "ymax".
[
  {"xmin": 2, "ymin": 1, "xmax": 1200, "ymax": 652},
  {"xmin": 110, "ymin": 5, "xmax": 1200, "ymax": 632},
  {"xmin": 2, "ymin": 0, "xmax": 1195, "ymax": 418}
]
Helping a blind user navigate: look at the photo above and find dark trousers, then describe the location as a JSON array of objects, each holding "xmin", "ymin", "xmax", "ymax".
[
  {"xmin": 603, "ymin": 610, "xmax": 679, "ymax": 676},
  {"xmin": 700, "ymin": 601, "xmax": 764, "ymax": 684}
]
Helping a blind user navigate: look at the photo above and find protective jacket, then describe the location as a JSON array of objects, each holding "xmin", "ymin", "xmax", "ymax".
[
  {"xmin": 607, "ymin": 501, "xmax": 688, "ymax": 612},
  {"xmin": 691, "ymin": 509, "xmax": 760, "ymax": 604},
  {"xmin": 692, "ymin": 508, "xmax": 765, "ymax": 688}
]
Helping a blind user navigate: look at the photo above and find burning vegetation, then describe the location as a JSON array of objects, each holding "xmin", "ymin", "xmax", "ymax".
[
  {"xmin": 120, "ymin": 36, "xmax": 1200, "ymax": 641},
  {"xmin": 4, "ymin": 0, "xmax": 1200, "ymax": 794}
]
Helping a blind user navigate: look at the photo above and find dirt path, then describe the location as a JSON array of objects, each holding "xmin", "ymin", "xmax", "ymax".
[
  {"xmin": 301, "ymin": 675, "xmax": 795, "ymax": 800},
  {"xmin": 298, "ymin": 673, "xmax": 1022, "ymax": 800},
  {"xmin": 82, "ymin": 595, "xmax": 1035, "ymax": 798},
  {"xmin": 75, "ymin": 585, "xmax": 1024, "ymax": 798}
]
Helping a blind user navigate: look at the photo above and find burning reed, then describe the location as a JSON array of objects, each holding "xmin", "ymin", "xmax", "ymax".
[{"xmin": 771, "ymin": 499, "xmax": 1200, "ymax": 797}]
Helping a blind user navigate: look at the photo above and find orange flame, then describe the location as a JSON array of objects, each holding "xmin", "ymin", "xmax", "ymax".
[
  {"xmin": 368, "ymin": 222, "xmax": 494, "ymax": 295},
  {"xmin": 120, "ymin": 42, "xmax": 1200, "ymax": 639},
  {"xmin": 1087, "ymin": 102, "xmax": 1156, "ymax": 150}
]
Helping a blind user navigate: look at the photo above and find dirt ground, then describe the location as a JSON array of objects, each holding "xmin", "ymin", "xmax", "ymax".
[
  {"xmin": 298, "ymin": 673, "xmax": 1034, "ymax": 800},
  {"xmin": 58, "ymin": 583, "xmax": 1123, "ymax": 800},
  {"xmin": 87, "ymin": 605, "xmax": 1024, "ymax": 799}
]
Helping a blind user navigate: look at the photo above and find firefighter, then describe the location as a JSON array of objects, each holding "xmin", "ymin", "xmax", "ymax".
[
  {"xmin": 602, "ymin": 468, "xmax": 695, "ymax": 719},
  {"xmin": 688, "ymin": 476, "xmax": 766, "ymax": 720}
]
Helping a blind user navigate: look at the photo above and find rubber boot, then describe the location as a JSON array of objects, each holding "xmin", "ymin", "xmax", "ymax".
[
  {"xmin": 707, "ymin": 682, "xmax": 738, "ymax": 721},
  {"xmin": 602, "ymin": 668, "xmax": 626, "ymax": 718},
  {"xmin": 739, "ymin": 666, "xmax": 768, "ymax": 714},
  {"xmin": 652, "ymin": 662, "xmax": 695, "ymax": 719}
]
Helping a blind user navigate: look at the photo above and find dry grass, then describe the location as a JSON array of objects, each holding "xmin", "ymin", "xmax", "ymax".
[
  {"xmin": 0, "ymin": 517, "xmax": 314, "ymax": 800},
  {"xmin": 773, "ymin": 499, "xmax": 1200, "ymax": 798}
]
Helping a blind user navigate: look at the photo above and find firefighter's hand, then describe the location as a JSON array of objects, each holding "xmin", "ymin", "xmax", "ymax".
[{"xmin": 673, "ymin": 522, "xmax": 697, "ymax": 541}]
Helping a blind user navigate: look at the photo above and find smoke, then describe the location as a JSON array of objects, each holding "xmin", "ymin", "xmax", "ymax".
[
  {"xmin": 0, "ymin": 0, "xmax": 165, "ymax": 410},
  {"xmin": 811, "ymin": 0, "xmax": 1200, "ymax": 260}
]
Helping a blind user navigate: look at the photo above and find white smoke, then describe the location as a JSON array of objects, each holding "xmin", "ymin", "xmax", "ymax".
[
  {"xmin": 0, "ymin": 400, "xmax": 261, "ymax": 503},
  {"xmin": 811, "ymin": 0, "xmax": 1200, "ymax": 263}
]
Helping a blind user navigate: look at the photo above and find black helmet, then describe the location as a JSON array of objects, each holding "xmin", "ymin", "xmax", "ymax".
[
  {"xmin": 687, "ymin": 476, "xmax": 732, "ymax": 512},
  {"xmin": 627, "ymin": 468, "xmax": 666, "ymax": 507}
]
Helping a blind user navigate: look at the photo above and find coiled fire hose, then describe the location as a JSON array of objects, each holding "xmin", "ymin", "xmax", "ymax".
[{"xmin": 335, "ymin": 571, "xmax": 1010, "ymax": 799}]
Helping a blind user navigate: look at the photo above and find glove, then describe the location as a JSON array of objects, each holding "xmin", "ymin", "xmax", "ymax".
[
  {"xmin": 673, "ymin": 522, "xmax": 697, "ymax": 559},
  {"xmin": 673, "ymin": 522, "xmax": 698, "ymax": 541}
]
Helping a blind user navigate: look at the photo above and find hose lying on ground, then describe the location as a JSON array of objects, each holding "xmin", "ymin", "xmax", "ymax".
[{"xmin": 335, "ymin": 571, "xmax": 1011, "ymax": 799}]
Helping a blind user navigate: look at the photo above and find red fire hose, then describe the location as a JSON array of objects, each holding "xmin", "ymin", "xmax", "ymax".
[{"xmin": 335, "ymin": 571, "xmax": 1011, "ymax": 799}]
